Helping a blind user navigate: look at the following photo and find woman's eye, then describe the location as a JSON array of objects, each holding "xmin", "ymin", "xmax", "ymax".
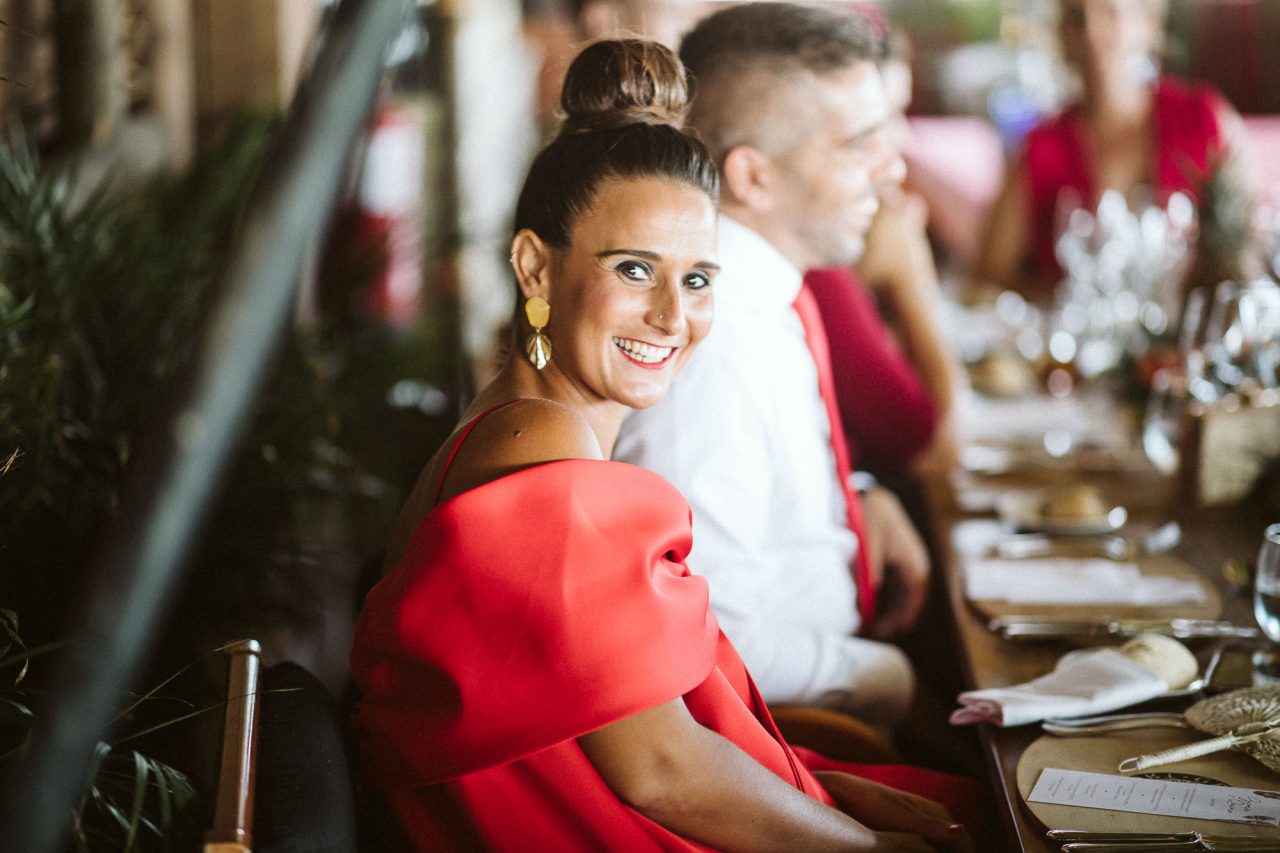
[
  {"xmin": 685, "ymin": 272, "xmax": 711, "ymax": 290},
  {"xmin": 616, "ymin": 261, "xmax": 651, "ymax": 281}
]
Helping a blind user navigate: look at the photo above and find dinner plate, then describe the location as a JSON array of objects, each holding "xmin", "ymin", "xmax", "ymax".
[
  {"xmin": 997, "ymin": 490, "xmax": 1128, "ymax": 536},
  {"xmin": 1015, "ymin": 729, "xmax": 1280, "ymax": 838},
  {"xmin": 961, "ymin": 440, "xmax": 1121, "ymax": 475}
]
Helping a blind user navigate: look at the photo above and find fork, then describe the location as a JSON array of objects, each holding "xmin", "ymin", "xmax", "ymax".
[
  {"xmin": 997, "ymin": 522, "xmax": 1182, "ymax": 560},
  {"xmin": 1042, "ymin": 711, "xmax": 1191, "ymax": 735}
]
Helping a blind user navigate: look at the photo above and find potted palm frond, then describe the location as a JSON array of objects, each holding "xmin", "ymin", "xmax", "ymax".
[{"xmin": 1, "ymin": 608, "xmax": 202, "ymax": 851}]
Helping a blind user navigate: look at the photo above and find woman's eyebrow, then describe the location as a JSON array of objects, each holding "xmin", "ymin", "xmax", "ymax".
[
  {"xmin": 598, "ymin": 249, "xmax": 661, "ymax": 261},
  {"xmin": 598, "ymin": 250, "xmax": 721, "ymax": 271}
]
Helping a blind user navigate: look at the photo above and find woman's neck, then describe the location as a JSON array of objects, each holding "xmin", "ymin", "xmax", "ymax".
[{"xmin": 1081, "ymin": 70, "xmax": 1153, "ymax": 128}]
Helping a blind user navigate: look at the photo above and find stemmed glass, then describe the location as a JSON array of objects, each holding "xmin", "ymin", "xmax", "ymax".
[
  {"xmin": 1141, "ymin": 368, "xmax": 1183, "ymax": 475},
  {"xmin": 1255, "ymin": 525, "xmax": 1280, "ymax": 638},
  {"xmin": 1252, "ymin": 525, "xmax": 1280, "ymax": 682}
]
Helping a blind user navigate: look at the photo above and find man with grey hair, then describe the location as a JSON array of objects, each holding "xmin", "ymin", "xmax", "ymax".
[{"xmin": 614, "ymin": 1, "xmax": 928, "ymax": 732}]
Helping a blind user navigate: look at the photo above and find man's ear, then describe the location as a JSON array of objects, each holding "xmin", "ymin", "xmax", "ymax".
[
  {"xmin": 511, "ymin": 229, "xmax": 554, "ymax": 300},
  {"xmin": 721, "ymin": 145, "xmax": 779, "ymax": 214}
]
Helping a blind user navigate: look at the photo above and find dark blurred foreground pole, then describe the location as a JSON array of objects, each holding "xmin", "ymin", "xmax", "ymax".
[{"xmin": 0, "ymin": 0, "xmax": 413, "ymax": 849}]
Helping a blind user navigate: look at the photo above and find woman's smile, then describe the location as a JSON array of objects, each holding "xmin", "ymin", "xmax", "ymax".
[{"xmin": 613, "ymin": 336, "xmax": 677, "ymax": 368}]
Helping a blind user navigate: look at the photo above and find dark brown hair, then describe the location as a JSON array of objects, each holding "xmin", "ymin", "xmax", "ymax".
[
  {"xmin": 679, "ymin": 2, "xmax": 883, "ymax": 97},
  {"xmin": 676, "ymin": 3, "xmax": 884, "ymax": 162},
  {"xmin": 512, "ymin": 39, "xmax": 719, "ymax": 248}
]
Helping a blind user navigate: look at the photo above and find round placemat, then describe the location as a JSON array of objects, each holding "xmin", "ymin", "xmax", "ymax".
[
  {"xmin": 969, "ymin": 553, "xmax": 1222, "ymax": 623},
  {"xmin": 1016, "ymin": 728, "xmax": 1280, "ymax": 837}
]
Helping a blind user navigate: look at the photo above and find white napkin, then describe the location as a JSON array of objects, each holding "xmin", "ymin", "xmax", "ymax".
[
  {"xmin": 950, "ymin": 648, "xmax": 1170, "ymax": 727},
  {"xmin": 959, "ymin": 391, "xmax": 1129, "ymax": 447},
  {"xmin": 964, "ymin": 558, "xmax": 1206, "ymax": 606}
]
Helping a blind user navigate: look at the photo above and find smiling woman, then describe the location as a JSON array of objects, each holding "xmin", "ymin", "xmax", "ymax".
[
  {"xmin": 510, "ymin": 176, "xmax": 717, "ymax": 412},
  {"xmin": 348, "ymin": 37, "xmax": 974, "ymax": 853}
]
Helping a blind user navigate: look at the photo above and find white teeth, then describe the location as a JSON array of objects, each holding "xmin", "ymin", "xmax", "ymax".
[{"xmin": 613, "ymin": 337, "xmax": 674, "ymax": 364}]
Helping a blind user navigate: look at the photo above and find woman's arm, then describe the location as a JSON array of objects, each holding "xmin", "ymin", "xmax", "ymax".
[
  {"xmin": 855, "ymin": 189, "xmax": 965, "ymax": 446},
  {"xmin": 853, "ymin": 188, "xmax": 965, "ymax": 476},
  {"xmin": 974, "ymin": 154, "xmax": 1031, "ymax": 291},
  {"xmin": 578, "ymin": 698, "xmax": 958, "ymax": 852}
]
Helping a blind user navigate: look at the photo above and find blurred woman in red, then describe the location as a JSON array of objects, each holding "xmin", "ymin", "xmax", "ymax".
[{"xmin": 978, "ymin": 0, "xmax": 1249, "ymax": 296}]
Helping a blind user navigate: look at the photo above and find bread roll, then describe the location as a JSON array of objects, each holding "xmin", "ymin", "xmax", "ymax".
[
  {"xmin": 970, "ymin": 353, "xmax": 1035, "ymax": 398},
  {"xmin": 1120, "ymin": 633, "xmax": 1199, "ymax": 689},
  {"xmin": 1040, "ymin": 484, "xmax": 1107, "ymax": 521}
]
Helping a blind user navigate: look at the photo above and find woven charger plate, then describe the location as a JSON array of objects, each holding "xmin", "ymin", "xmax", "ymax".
[
  {"xmin": 1016, "ymin": 728, "xmax": 1280, "ymax": 837},
  {"xmin": 1186, "ymin": 685, "xmax": 1280, "ymax": 774},
  {"xmin": 968, "ymin": 552, "xmax": 1222, "ymax": 623}
]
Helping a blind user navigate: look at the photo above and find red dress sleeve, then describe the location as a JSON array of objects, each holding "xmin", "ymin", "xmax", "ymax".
[
  {"xmin": 805, "ymin": 267, "xmax": 938, "ymax": 475},
  {"xmin": 350, "ymin": 460, "xmax": 720, "ymax": 786},
  {"xmin": 1023, "ymin": 105, "xmax": 1091, "ymax": 282},
  {"xmin": 1153, "ymin": 76, "xmax": 1225, "ymax": 203}
]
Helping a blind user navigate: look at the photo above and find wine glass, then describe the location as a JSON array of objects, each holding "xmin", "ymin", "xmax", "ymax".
[
  {"xmin": 1141, "ymin": 368, "xmax": 1184, "ymax": 475},
  {"xmin": 1251, "ymin": 525, "xmax": 1280, "ymax": 682}
]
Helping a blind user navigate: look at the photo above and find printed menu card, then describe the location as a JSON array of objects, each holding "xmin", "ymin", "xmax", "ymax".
[{"xmin": 1028, "ymin": 768, "xmax": 1280, "ymax": 827}]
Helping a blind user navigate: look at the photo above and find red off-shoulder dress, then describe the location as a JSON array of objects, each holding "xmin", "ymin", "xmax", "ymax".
[{"xmin": 351, "ymin": 408, "xmax": 984, "ymax": 850}]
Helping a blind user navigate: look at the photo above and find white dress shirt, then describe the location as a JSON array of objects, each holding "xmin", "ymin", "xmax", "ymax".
[{"xmin": 614, "ymin": 216, "xmax": 913, "ymax": 727}]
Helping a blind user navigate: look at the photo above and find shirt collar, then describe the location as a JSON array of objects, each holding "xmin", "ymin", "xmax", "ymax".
[{"xmin": 718, "ymin": 215, "xmax": 804, "ymax": 311}]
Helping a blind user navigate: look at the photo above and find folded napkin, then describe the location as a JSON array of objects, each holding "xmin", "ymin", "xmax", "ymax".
[
  {"xmin": 950, "ymin": 648, "xmax": 1170, "ymax": 727},
  {"xmin": 964, "ymin": 558, "xmax": 1205, "ymax": 606}
]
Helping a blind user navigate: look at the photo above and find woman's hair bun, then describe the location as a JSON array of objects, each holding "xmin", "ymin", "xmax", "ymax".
[{"xmin": 559, "ymin": 39, "xmax": 690, "ymax": 134}]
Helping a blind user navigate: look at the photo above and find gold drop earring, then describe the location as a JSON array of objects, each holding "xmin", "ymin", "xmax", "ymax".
[{"xmin": 524, "ymin": 296, "xmax": 551, "ymax": 370}]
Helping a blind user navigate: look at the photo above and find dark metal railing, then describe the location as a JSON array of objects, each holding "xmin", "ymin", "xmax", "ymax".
[{"xmin": 0, "ymin": 1, "xmax": 412, "ymax": 849}]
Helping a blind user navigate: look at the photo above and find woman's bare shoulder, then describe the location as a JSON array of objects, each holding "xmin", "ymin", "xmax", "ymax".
[{"xmin": 438, "ymin": 398, "xmax": 603, "ymax": 502}]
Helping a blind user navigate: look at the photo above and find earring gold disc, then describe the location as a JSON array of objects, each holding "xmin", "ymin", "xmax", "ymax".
[{"xmin": 525, "ymin": 296, "xmax": 550, "ymax": 329}]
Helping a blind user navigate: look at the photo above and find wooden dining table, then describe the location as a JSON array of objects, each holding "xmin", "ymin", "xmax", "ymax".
[{"xmin": 926, "ymin": 385, "xmax": 1279, "ymax": 851}]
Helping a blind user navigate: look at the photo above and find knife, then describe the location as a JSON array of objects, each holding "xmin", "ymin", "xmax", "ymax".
[{"xmin": 992, "ymin": 617, "xmax": 1260, "ymax": 641}]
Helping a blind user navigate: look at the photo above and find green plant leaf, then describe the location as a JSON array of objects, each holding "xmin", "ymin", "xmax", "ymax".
[
  {"xmin": 0, "ymin": 696, "xmax": 33, "ymax": 725},
  {"xmin": 111, "ymin": 639, "xmax": 243, "ymax": 725},
  {"xmin": 0, "ymin": 638, "xmax": 69, "ymax": 687},
  {"xmin": 124, "ymin": 750, "xmax": 149, "ymax": 850}
]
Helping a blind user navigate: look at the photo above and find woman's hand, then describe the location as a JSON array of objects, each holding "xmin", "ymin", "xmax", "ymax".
[
  {"xmin": 860, "ymin": 486, "xmax": 930, "ymax": 640},
  {"xmin": 813, "ymin": 770, "xmax": 973, "ymax": 851},
  {"xmin": 856, "ymin": 188, "xmax": 934, "ymax": 301}
]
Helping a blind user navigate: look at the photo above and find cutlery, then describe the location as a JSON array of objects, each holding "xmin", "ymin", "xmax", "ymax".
[
  {"xmin": 1047, "ymin": 830, "xmax": 1279, "ymax": 851},
  {"xmin": 1058, "ymin": 842, "xmax": 1193, "ymax": 850},
  {"xmin": 1049, "ymin": 831, "xmax": 1207, "ymax": 842},
  {"xmin": 996, "ymin": 522, "xmax": 1183, "ymax": 560},
  {"xmin": 1042, "ymin": 711, "xmax": 1191, "ymax": 735},
  {"xmin": 992, "ymin": 617, "xmax": 1260, "ymax": 642}
]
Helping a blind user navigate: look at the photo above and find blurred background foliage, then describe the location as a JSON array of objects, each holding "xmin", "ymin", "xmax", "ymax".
[
  {"xmin": 0, "ymin": 109, "xmax": 458, "ymax": 651},
  {"xmin": 0, "ymin": 103, "xmax": 461, "ymax": 846}
]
